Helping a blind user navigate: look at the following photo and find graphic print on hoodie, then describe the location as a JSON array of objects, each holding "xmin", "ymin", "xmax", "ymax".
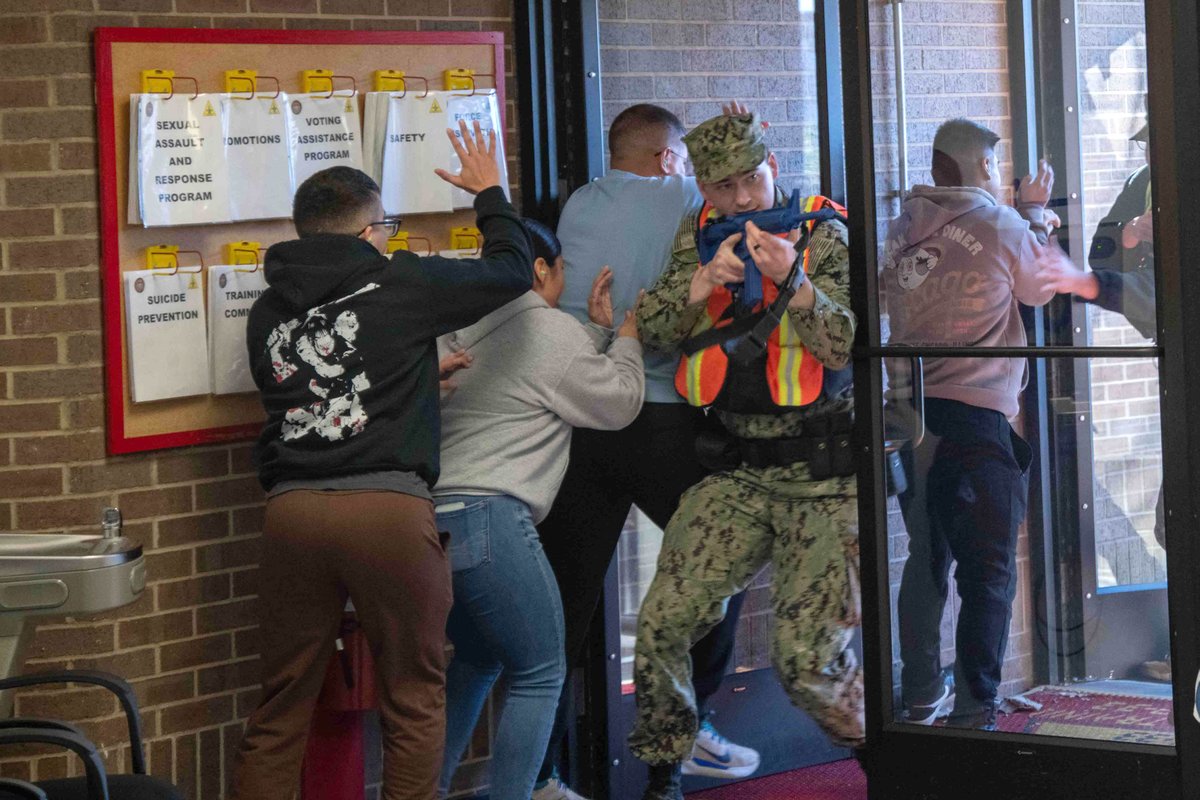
[
  {"xmin": 881, "ymin": 185, "xmax": 1053, "ymax": 418},
  {"xmin": 266, "ymin": 282, "xmax": 380, "ymax": 443}
]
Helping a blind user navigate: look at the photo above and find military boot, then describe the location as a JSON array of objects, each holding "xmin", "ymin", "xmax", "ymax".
[{"xmin": 641, "ymin": 762, "xmax": 684, "ymax": 800}]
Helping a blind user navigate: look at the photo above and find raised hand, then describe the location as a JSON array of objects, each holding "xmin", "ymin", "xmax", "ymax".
[
  {"xmin": 617, "ymin": 290, "xmax": 645, "ymax": 340},
  {"xmin": 722, "ymin": 100, "xmax": 751, "ymax": 116},
  {"xmin": 588, "ymin": 266, "xmax": 615, "ymax": 328},
  {"xmin": 434, "ymin": 119, "xmax": 501, "ymax": 195},
  {"xmin": 1018, "ymin": 158, "xmax": 1054, "ymax": 208}
]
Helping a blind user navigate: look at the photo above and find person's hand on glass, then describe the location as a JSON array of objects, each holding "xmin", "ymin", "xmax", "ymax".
[
  {"xmin": 1123, "ymin": 209, "xmax": 1154, "ymax": 248},
  {"xmin": 435, "ymin": 119, "xmax": 501, "ymax": 195},
  {"xmin": 1017, "ymin": 159, "xmax": 1054, "ymax": 208},
  {"xmin": 588, "ymin": 266, "xmax": 615, "ymax": 328}
]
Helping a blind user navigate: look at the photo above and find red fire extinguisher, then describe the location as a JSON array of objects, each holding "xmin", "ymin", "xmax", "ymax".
[{"xmin": 300, "ymin": 613, "xmax": 378, "ymax": 799}]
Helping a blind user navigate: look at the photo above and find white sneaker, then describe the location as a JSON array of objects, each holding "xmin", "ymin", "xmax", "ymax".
[
  {"xmin": 903, "ymin": 679, "xmax": 955, "ymax": 726},
  {"xmin": 531, "ymin": 776, "xmax": 591, "ymax": 800},
  {"xmin": 681, "ymin": 719, "xmax": 761, "ymax": 779}
]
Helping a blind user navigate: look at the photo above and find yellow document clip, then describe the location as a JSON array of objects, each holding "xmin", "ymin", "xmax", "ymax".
[
  {"xmin": 140, "ymin": 69, "xmax": 174, "ymax": 95},
  {"xmin": 443, "ymin": 68, "xmax": 475, "ymax": 91},
  {"xmin": 145, "ymin": 244, "xmax": 180, "ymax": 271},
  {"xmin": 374, "ymin": 70, "xmax": 406, "ymax": 93},
  {"xmin": 450, "ymin": 226, "xmax": 482, "ymax": 251},
  {"xmin": 301, "ymin": 69, "xmax": 334, "ymax": 95},
  {"xmin": 224, "ymin": 69, "xmax": 258, "ymax": 94}
]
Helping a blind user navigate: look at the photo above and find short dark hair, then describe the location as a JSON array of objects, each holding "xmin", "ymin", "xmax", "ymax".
[
  {"xmin": 522, "ymin": 218, "xmax": 561, "ymax": 265},
  {"xmin": 292, "ymin": 166, "xmax": 381, "ymax": 238},
  {"xmin": 609, "ymin": 104, "xmax": 686, "ymax": 158},
  {"xmin": 931, "ymin": 118, "xmax": 1000, "ymax": 186}
]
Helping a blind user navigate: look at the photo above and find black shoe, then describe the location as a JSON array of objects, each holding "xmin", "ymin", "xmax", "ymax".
[
  {"xmin": 641, "ymin": 763, "xmax": 683, "ymax": 800},
  {"xmin": 947, "ymin": 701, "xmax": 997, "ymax": 731}
]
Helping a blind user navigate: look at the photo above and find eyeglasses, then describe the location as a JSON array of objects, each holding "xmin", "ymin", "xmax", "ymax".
[
  {"xmin": 656, "ymin": 146, "xmax": 688, "ymax": 164},
  {"xmin": 364, "ymin": 215, "xmax": 403, "ymax": 239},
  {"xmin": 1134, "ymin": 139, "xmax": 1147, "ymax": 153}
]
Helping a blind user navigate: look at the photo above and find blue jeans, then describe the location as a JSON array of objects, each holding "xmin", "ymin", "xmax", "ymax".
[{"xmin": 435, "ymin": 495, "xmax": 566, "ymax": 800}]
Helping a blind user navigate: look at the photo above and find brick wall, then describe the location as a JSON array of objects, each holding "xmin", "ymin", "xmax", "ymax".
[
  {"xmin": 0, "ymin": 2, "xmax": 513, "ymax": 798},
  {"xmin": 597, "ymin": 0, "xmax": 823, "ymax": 192}
]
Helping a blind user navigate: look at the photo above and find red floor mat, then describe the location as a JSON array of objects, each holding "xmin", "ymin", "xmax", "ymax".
[
  {"xmin": 686, "ymin": 759, "xmax": 866, "ymax": 800},
  {"xmin": 990, "ymin": 686, "xmax": 1174, "ymax": 744}
]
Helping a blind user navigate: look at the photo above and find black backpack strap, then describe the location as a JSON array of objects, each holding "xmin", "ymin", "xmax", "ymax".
[{"xmin": 680, "ymin": 309, "xmax": 768, "ymax": 356}]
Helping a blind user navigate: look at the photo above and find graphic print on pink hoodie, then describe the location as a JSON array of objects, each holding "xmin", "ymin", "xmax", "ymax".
[{"xmin": 881, "ymin": 185, "xmax": 1054, "ymax": 418}]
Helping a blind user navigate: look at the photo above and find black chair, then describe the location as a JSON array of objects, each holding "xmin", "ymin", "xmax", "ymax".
[{"xmin": 0, "ymin": 670, "xmax": 182, "ymax": 800}]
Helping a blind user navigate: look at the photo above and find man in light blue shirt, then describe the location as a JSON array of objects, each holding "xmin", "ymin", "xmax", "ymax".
[
  {"xmin": 556, "ymin": 134, "xmax": 701, "ymax": 402},
  {"xmin": 533, "ymin": 105, "xmax": 757, "ymax": 800}
]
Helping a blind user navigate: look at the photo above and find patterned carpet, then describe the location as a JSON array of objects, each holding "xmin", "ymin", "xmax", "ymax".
[
  {"xmin": 685, "ymin": 686, "xmax": 1173, "ymax": 798},
  {"xmin": 991, "ymin": 684, "xmax": 1174, "ymax": 745},
  {"xmin": 687, "ymin": 759, "xmax": 866, "ymax": 800}
]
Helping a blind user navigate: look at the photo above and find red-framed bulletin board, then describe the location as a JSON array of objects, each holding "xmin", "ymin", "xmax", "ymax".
[{"xmin": 96, "ymin": 27, "xmax": 507, "ymax": 455}]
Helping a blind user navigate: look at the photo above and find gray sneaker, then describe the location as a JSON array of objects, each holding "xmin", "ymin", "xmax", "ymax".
[{"xmin": 531, "ymin": 776, "xmax": 591, "ymax": 800}]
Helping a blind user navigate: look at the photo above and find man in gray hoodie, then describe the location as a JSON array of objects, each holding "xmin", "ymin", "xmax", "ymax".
[{"xmin": 881, "ymin": 118, "xmax": 1085, "ymax": 730}]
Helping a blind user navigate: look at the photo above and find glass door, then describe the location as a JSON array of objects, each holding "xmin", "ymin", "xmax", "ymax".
[
  {"xmin": 1038, "ymin": 0, "xmax": 1167, "ymax": 684},
  {"xmin": 841, "ymin": 0, "xmax": 1200, "ymax": 796}
]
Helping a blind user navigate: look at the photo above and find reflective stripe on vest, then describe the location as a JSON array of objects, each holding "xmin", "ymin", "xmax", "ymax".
[{"xmin": 675, "ymin": 194, "xmax": 841, "ymax": 408}]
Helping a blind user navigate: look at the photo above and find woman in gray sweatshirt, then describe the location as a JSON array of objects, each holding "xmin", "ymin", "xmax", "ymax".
[{"xmin": 434, "ymin": 219, "xmax": 644, "ymax": 800}]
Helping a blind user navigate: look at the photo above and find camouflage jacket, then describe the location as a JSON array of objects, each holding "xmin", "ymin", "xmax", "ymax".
[{"xmin": 636, "ymin": 187, "xmax": 856, "ymax": 439}]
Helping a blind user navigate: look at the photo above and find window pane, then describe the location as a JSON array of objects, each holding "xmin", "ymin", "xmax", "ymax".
[{"xmin": 881, "ymin": 355, "xmax": 1171, "ymax": 745}]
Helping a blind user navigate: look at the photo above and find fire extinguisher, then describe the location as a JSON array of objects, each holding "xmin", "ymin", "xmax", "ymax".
[{"xmin": 300, "ymin": 613, "xmax": 378, "ymax": 799}]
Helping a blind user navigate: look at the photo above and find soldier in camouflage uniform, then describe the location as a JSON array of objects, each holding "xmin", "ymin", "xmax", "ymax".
[{"xmin": 628, "ymin": 113, "xmax": 864, "ymax": 800}]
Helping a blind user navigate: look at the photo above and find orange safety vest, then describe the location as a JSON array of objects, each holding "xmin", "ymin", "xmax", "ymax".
[{"xmin": 675, "ymin": 194, "xmax": 846, "ymax": 410}]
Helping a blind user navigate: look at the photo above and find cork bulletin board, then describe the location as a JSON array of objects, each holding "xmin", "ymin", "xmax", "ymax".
[{"xmin": 95, "ymin": 27, "xmax": 507, "ymax": 455}]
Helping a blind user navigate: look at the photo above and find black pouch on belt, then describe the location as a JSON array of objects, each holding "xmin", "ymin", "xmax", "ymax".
[
  {"xmin": 695, "ymin": 428, "xmax": 742, "ymax": 472},
  {"xmin": 806, "ymin": 413, "xmax": 856, "ymax": 480}
]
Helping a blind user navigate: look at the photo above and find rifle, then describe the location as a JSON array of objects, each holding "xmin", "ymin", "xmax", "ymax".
[{"xmin": 696, "ymin": 189, "xmax": 846, "ymax": 308}]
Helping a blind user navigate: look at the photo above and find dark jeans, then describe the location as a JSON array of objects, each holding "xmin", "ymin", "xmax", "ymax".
[
  {"xmin": 536, "ymin": 402, "xmax": 746, "ymax": 781},
  {"xmin": 897, "ymin": 398, "xmax": 1032, "ymax": 713}
]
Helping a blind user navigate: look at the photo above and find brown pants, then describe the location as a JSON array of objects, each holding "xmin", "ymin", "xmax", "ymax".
[{"xmin": 229, "ymin": 490, "xmax": 452, "ymax": 800}]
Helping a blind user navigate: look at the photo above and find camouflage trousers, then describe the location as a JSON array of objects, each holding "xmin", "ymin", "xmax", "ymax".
[{"xmin": 627, "ymin": 461, "xmax": 864, "ymax": 765}]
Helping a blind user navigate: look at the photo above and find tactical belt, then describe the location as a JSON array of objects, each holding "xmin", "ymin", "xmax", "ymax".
[
  {"xmin": 696, "ymin": 411, "xmax": 855, "ymax": 475},
  {"xmin": 739, "ymin": 436, "xmax": 822, "ymax": 469}
]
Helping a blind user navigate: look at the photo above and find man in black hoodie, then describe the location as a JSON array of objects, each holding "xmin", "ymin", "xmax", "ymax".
[{"xmin": 230, "ymin": 121, "xmax": 532, "ymax": 800}]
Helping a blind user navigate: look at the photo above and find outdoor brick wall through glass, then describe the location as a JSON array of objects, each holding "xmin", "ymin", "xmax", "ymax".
[
  {"xmin": 1076, "ymin": 1, "xmax": 1164, "ymax": 589},
  {"xmin": 599, "ymin": 0, "xmax": 823, "ymax": 193}
]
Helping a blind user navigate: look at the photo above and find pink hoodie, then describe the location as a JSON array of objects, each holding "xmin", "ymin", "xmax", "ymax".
[{"xmin": 881, "ymin": 185, "xmax": 1053, "ymax": 418}]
